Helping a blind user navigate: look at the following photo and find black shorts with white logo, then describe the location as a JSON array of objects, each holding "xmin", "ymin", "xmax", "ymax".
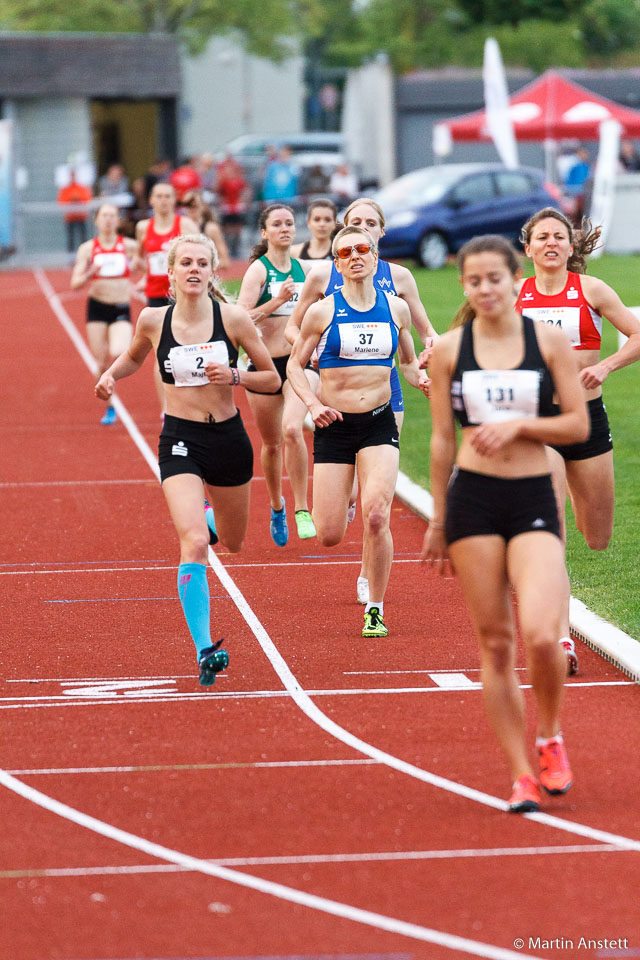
[
  {"xmin": 313, "ymin": 400, "xmax": 399, "ymax": 465},
  {"xmin": 551, "ymin": 396, "xmax": 613, "ymax": 461},
  {"xmin": 445, "ymin": 467, "xmax": 561, "ymax": 546},
  {"xmin": 86, "ymin": 297, "xmax": 131, "ymax": 325},
  {"xmin": 158, "ymin": 412, "xmax": 253, "ymax": 486}
]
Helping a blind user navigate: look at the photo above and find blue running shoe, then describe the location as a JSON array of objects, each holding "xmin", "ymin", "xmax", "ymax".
[
  {"xmin": 100, "ymin": 405, "xmax": 117, "ymax": 425},
  {"xmin": 270, "ymin": 497, "xmax": 288, "ymax": 547},
  {"xmin": 204, "ymin": 499, "xmax": 218, "ymax": 545},
  {"xmin": 198, "ymin": 639, "xmax": 229, "ymax": 686}
]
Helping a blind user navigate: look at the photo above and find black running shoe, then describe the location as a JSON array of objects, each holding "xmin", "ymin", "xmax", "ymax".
[{"xmin": 198, "ymin": 639, "xmax": 229, "ymax": 686}]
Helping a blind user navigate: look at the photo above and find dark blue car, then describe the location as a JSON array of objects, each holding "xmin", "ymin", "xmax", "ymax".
[{"xmin": 376, "ymin": 163, "xmax": 560, "ymax": 269}]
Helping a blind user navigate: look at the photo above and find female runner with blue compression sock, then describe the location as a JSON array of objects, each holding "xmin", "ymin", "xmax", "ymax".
[{"xmin": 95, "ymin": 234, "xmax": 279, "ymax": 684}]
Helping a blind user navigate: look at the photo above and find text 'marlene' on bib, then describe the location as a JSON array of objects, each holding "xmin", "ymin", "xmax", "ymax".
[
  {"xmin": 168, "ymin": 340, "xmax": 230, "ymax": 387},
  {"xmin": 523, "ymin": 306, "xmax": 581, "ymax": 347},
  {"xmin": 148, "ymin": 250, "xmax": 169, "ymax": 277},
  {"xmin": 338, "ymin": 321, "xmax": 392, "ymax": 361},
  {"xmin": 462, "ymin": 369, "xmax": 541, "ymax": 424},
  {"xmin": 94, "ymin": 252, "xmax": 128, "ymax": 278},
  {"xmin": 268, "ymin": 280, "xmax": 304, "ymax": 315}
]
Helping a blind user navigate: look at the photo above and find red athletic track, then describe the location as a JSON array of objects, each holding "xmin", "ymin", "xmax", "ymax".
[{"xmin": 1, "ymin": 268, "xmax": 639, "ymax": 960}]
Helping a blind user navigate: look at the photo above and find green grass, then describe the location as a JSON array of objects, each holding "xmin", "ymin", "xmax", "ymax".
[{"xmin": 398, "ymin": 255, "xmax": 640, "ymax": 640}]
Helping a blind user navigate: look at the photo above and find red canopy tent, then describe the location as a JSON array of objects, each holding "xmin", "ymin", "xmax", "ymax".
[{"xmin": 436, "ymin": 70, "xmax": 640, "ymax": 144}]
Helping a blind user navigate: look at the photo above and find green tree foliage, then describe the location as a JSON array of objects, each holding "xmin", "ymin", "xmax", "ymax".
[
  {"xmin": 579, "ymin": 0, "xmax": 640, "ymax": 55},
  {"xmin": 456, "ymin": 0, "xmax": 583, "ymax": 27},
  {"xmin": 0, "ymin": 0, "xmax": 295, "ymax": 56}
]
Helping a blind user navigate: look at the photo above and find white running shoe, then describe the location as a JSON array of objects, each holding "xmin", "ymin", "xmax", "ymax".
[
  {"xmin": 357, "ymin": 576, "xmax": 369, "ymax": 605},
  {"xmin": 560, "ymin": 637, "xmax": 579, "ymax": 676},
  {"xmin": 347, "ymin": 502, "xmax": 356, "ymax": 523}
]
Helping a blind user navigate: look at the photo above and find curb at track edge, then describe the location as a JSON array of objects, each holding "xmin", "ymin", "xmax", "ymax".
[{"xmin": 394, "ymin": 470, "xmax": 640, "ymax": 683}]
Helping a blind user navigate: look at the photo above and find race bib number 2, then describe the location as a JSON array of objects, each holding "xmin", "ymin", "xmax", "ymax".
[{"xmin": 168, "ymin": 340, "xmax": 229, "ymax": 387}]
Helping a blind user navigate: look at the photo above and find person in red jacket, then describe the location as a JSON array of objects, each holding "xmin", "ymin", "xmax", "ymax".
[{"xmin": 57, "ymin": 171, "xmax": 92, "ymax": 252}]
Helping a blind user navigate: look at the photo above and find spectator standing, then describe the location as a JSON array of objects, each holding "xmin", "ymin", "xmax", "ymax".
[
  {"xmin": 216, "ymin": 153, "xmax": 250, "ymax": 259},
  {"xmin": 98, "ymin": 164, "xmax": 129, "ymax": 198},
  {"xmin": 57, "ymin": 170, "xmax": 93, "ymax": 252},
  {"xmin": 329, "ymin": 162, "xmax": 358, "ymax": 204},
  {"xmin": 261, "ymin": 147, "xmax": 298, "ymax": 205},
  {"xmin": 563, "ymin": 147, "xmax": 591, "ymax": 222},
  {"xmin": 619, "ymin": 140, "xmax": 640, "ymax": 172},
  {"xmin": 170, "ymin": 156, "xmax": 203, "ymax": 201}
]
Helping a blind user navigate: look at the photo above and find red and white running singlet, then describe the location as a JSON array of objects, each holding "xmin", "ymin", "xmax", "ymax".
[
  {"xmin": 90, "ymin": 236, "xmax": 130, "ymax": 279},
  {"xmin": 516, "ymin": 272, "xmax": 602, "ymax": 351},
  {"xmin": 143, "ymin": 215, "xmax": 182, "ymax": 299}
]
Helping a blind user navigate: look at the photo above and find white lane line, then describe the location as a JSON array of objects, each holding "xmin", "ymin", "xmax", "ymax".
[
  {"xmin": 8, "ymin": 759, "xmax": 380, "ymax": 776},
  {"xmin": 0, "ymin": 769, "xmax": 543, "ymax": 960},
  {"xmin": 429, "ymin": 673, "xmax": 479, "ymax": 688},
  {"xmin": 0, "ymin": 680, "xmax": 633, "ymax": 709},
  {"xmin": 0, "ymin": 479, "xmax": 155, "ymax": 487},
  {"xmin": 0, "ymin": 558, "xmax": 422, "ymax": 577},
  {"xmin": 0, "ymin": 843, "xmax": 627, "ymax": 880}
]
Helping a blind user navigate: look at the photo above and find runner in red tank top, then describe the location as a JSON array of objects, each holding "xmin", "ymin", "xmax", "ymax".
[
  {"xmin": 518, "ymin": 207, "xmax": 640, "ymax": 674},
  {"xmin": 71, "ymin": 203, "xmax": 139, "ymax": 424},
  {"xmin": 136, "ymin": 182, "xmax": 198, "ymax": 412}
]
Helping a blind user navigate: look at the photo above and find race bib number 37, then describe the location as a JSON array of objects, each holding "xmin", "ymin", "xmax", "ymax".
[
  {"xmin": 462, "ymin": 369, "xmax": 541, "ymax": 424},
  {"xmin": 338, "ymin": 321, "xmax": 392, "ymax": 361},
  {"xmin": 168, "ymin": 340, "xmax": 230, "ymax": 387}
]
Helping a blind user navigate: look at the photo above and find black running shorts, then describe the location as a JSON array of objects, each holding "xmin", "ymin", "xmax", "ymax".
[
  {"xmin": 313, "ymin": 400, "xmax": 399, "ymax": 465},
  {"xmin": 86, "ymin": 297, "xmax": 131, "ymax": 325},
  {"xmin": 551, "ymin": 396, "xmax": 613, "ymax": 461},
  {"xmin": 445, "ymin": 467, "xmax": 561, "ymax": 546},
  {"xmin": 158, "ymin": 412, "xmax": 253, "ymax": 486}
]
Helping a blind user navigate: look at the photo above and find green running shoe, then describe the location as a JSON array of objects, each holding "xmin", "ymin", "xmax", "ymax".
[
  {"xmin": 198, "ymin": 640, "xmax": 229, "ymax": 686},
  {"xmin": 362, "ymin": 606, "xmax": 388, "ymax": 638},
  {"xmin": 295, "ymin": 509, "xmax": 316, "ymax": 539}
]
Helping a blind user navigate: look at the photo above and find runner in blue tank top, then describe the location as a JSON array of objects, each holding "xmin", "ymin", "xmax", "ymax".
[
  {"xmin": 285, "ymin": 197, "xmax": 438, "ymax": 603},
  {"xmin": 287, "ymin": 225, "xmax": 429, "ymax": 641}
]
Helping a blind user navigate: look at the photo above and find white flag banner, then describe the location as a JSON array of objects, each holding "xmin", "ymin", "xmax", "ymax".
[
  {"xmin": 589, "ymin": 119, "xmax": 621, "ymax": 258},
  {"xmin": 483, "ymin": 38, "xmax": 518, "ymax": 169}
]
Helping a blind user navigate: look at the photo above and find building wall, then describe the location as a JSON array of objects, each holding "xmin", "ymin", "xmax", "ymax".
[
  {"xmin": 12, "ymin": 96, "xmax": 93, "ymax": 252},
  {"xmin": 181, "ymin": 36, "xmax": 304, "ymax": 156}
]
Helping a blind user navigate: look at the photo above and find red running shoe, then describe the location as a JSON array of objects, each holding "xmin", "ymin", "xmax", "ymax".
[
  {"xmin": 508, "ymin": 775, "xmax": 540, "ymax": 813},
  {"xmin": 560, "ymin": 637, "xmax": 579, "ymax": 676},
  {"xmin": 538, "ymin": 737, "xmax": 573, "ymax": 795}
]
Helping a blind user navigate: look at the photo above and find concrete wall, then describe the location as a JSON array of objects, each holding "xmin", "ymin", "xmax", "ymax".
[
  {"xmin": 11, "ymin": 97, "xmax": 93, "ymax": 252},
  {"xmin": 181, "ymin": 36, "xmax": 304, "ymax": 156}
]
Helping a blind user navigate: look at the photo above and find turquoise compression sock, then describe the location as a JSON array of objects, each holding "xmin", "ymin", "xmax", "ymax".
[{"xmin": 177, "ymin": 563, "xmax": 211, "ymax": 655}]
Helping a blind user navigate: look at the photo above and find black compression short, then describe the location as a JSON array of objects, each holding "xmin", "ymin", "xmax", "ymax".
[
  {"xmin": 445, "ymin": 467, "xmax": 561, "ymax": 546},
  {"xmin": 86, "ymin": 297, "xmax": 131, "ymax": 325},
  {"xmin": 313, "ymin": 400, "xmax": 399, "ymax": 465},
  {"xmin": 158, "ymin": 411, "xmax": 253, "ymax": 486}
]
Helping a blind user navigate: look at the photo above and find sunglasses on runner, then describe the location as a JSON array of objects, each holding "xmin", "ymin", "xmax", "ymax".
[{"xmin": 334, "ymin": 243, "xmax": 373, "ymax": 259}]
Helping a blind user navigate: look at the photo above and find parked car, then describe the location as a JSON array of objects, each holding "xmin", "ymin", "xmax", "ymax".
[
  {"xmin": 376, "ymin": 163, "xmax": 561, "ymax": 269},
  {"xmin": 218, "ymin": 133, "xmax": 347, "ymax": 199}
]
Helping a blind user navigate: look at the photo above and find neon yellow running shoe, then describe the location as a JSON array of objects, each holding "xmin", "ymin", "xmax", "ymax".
[
  {"xmin": 362, "ymin": 606, "xmax": 388, "ymax": 638},
  {"xmin": 295, "ymin": 510, "xmax": 316, "ymax": 539}
]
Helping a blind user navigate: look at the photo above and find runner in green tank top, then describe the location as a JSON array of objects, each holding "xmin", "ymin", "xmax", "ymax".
[{"xmin": 237, "ymin": 204, "xmax": 317, "ymax": 545}]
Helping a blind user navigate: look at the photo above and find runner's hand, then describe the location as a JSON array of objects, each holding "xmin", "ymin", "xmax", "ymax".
[{"xmin": 95, "ymin": 373, "xmax": 115, "ymax": 400}]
